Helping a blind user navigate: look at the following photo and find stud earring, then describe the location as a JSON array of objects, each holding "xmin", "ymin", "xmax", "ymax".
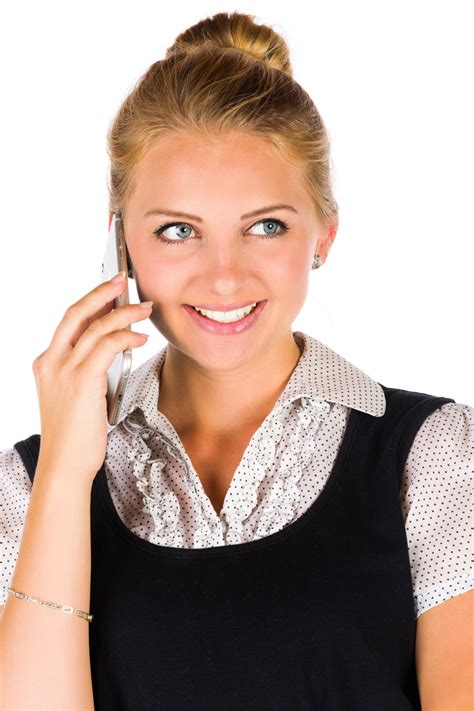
[{"xmin": 311, "ymin": 254, "xmax": 323, "ymax": 270}]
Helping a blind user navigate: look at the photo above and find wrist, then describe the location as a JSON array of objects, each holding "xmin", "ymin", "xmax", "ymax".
[{"xmin": 34, "ymin": 459, "xmax": 96, "ymax": 493}]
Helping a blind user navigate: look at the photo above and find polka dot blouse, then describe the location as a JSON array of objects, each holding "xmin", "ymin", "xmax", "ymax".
[{"xmin": 1, "ymin": 331, "xmax": 472, "ymax": 618}]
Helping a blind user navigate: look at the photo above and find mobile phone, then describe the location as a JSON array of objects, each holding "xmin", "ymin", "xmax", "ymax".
[{"xmin": 100, "ymin": 213, "xmax": 132, "ymax": 427}]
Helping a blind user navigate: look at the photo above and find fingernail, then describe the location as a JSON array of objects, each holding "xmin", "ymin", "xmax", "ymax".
[
  {"xmin": 139, "ymin": 300, "xmax": 153, "ymax": 309},
  {"xmin": 111, "ymin": 270, "xmax": 126, "ymax": 284}
]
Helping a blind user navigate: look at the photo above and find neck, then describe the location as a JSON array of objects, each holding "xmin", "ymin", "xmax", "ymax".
[{"xmin": 157, "ymin": 331, "xmax": 302, "ymax": 438}]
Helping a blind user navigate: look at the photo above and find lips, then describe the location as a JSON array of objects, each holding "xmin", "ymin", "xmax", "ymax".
[
  {"xmin": 191, "ymin": 302, "xmax": 258, "ymax": 318},
  {"xmin": 185, "ymin": 300, "xmax": 261, "ymax": 312},
  {"xmin": 182, "ymin": 299, "xmax": 267, "ymax": 335}
]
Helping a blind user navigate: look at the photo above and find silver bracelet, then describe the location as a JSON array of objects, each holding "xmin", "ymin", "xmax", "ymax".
[{"xmin": 7, "ymin": 586, "xmax": 93, "ymax": 623}]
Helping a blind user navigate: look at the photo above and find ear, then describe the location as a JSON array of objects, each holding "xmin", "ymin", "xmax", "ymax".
[
  {"xmin": 327, "ymin": 215, "xmax": 339, "ymax": 247},
  {"xmin": 319, "ymin": 216, "xmax": 339, "ymax": 262}
]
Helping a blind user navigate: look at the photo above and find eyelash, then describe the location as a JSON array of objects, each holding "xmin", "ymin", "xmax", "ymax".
[{"xmin": 152, "ymin": 218, "xmax": 290, "ymax": 246}]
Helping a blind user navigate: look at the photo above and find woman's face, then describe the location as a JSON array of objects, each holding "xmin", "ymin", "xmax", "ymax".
[{"xmin": 116, "ymin": 130, "xmax": 336, "ymax": 369}]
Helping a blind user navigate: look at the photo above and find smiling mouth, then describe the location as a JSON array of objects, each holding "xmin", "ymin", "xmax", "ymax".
[
  {"xmin": 189, "ymin": 302, "xmax": 261, "ymax": 322},
  {"xmin": 186, "ymin": 300, "xmax": 262, "ymax": 312}
]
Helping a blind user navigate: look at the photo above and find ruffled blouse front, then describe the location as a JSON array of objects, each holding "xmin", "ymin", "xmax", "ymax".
[{"xmin": 123, "ymin": 395, "xmax": 332, "ymax": 548}]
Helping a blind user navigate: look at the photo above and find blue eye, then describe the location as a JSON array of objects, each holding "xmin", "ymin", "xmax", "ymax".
[
  {"xmin": 153, "ymin": 222, "xmax": 196, "ymax": 244},
  {"xmin": 249, "ymin": 219, "xmax": 290, "ymax": 238},
  {"xmin": 152, "ymin": 218, "xmax": 290, "ymax": 246}
]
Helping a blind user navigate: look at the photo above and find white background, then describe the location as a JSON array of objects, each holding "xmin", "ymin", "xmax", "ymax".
[{"xmin": 0, "ymin": 0, "xmax": 472, "ymax": 447}]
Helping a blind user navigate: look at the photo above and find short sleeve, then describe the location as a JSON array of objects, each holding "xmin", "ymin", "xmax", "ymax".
[
  {"xmin": 0, "ymin": 447, "xmax": 32, "ymax": 605},
  {"xmin": 400, "ymin": 401, "xmax": 474, "ymax": 618}
]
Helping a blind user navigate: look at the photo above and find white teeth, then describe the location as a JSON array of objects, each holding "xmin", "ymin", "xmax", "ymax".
[{"xmin": 192, "ymin": 302, "xmax": 258, "ymax": 323}]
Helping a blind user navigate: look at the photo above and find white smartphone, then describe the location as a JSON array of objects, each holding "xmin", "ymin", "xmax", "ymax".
[{"xmin": 100, "ymin": 213, "xmax": 132, "ymax": 427}]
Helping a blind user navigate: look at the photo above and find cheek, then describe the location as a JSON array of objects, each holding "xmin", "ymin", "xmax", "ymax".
[
  {"xmin": 279, "ymin": 250, "xmax": 311, "ymax": 303},
  {"xmin": 135, "ymin": 261, "xmax": 185, "ymax": 304},
  {"xmin": 276, "ymin": 246, "xmax": 308, "ymax": 281}
]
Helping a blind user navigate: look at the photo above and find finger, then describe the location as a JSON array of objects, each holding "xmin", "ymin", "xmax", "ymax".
[
  {"xmin": 47, "ymin": 274, "xmax": 128, "ymax": 363},
  {"xmin": 66, "ymin": 302, "xmax": 152, "ymax": 370},
  {"xmin": 76, "ymin": 328, "xmax": 150, "ymax": 387}
]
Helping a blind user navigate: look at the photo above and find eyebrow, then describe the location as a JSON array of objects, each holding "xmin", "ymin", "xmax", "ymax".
[{"xmin": 143, "ymin": 203, "xmax": 298, "ymax": 222}]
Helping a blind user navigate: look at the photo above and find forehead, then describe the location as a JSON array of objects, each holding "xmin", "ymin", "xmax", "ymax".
[
  {"xmin": 130, "ymin": 131, "xmax": 309, "ymax": 208},
  {"xmin": 140, "ymin": 130, "xmax": 288, "ymax": 166}
]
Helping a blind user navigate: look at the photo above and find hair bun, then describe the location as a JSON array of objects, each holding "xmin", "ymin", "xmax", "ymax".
[
  {"xmin": 165, "ymin": 11, "xmax": 292, "ymax": 76},
  {"xmin": 108, "ymin": 12, "xmax": 338, "ymax": 230}
]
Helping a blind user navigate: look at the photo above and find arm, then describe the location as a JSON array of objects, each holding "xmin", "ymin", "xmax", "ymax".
[
  {"xmin": 415, "ymin": 588, "xmax": 474, "ymax": 710},
  {"xmin": 403, "ymin": 401, "xmax": 474, "ymax": 708},
  {"xmin": 0, "ymin": 465, "xmax": 95, "ymax": 710}
]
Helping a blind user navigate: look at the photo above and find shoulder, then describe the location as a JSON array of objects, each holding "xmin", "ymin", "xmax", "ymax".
[
  {"xmin": 0, "ymin": 445, "xmax": 32, "ymax": 492},
  {"xmin": 0, "ymin": 447, "xmax": 31, "ymax": 605},
  {"xmin": 407, "ymin": 400, "xmax": 473, "ymax": 467},
  {"xmin": 401, "ymin": 400, "xmax": 473, "ymax": 618},
  {"xmin": 401, "ymin": 398, "xmax": 473, "ymax": 524},
  {"xmin": 0, "ymin": 446, "xmax": 32, "ymax": 536}
]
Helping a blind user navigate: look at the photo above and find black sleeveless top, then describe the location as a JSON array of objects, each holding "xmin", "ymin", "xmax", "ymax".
[{"xmin": 14, "ymin": 383, "xmax": 455, "ymax": 710}]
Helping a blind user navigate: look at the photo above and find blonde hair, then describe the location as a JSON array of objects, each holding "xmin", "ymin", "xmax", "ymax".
[{"xmin": 107, "ymin": 11, "xmax": 338, "ymax": 229}]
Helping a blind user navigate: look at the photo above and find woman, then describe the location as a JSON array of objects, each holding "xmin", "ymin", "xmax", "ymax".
[{"xmin": 1, "ymin": 11, "xmax": 472, "ymax": 710}]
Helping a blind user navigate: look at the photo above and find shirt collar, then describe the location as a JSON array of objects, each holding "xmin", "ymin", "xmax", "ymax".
[{"xmin": 107, "ymin": 330, "xmax": 386, "ymax": 435}]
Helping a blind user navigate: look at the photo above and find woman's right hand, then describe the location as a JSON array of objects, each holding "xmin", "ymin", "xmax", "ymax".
[{"xmin": 31, "ymin": 271, "xmax": 153, "ymax": 484}]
